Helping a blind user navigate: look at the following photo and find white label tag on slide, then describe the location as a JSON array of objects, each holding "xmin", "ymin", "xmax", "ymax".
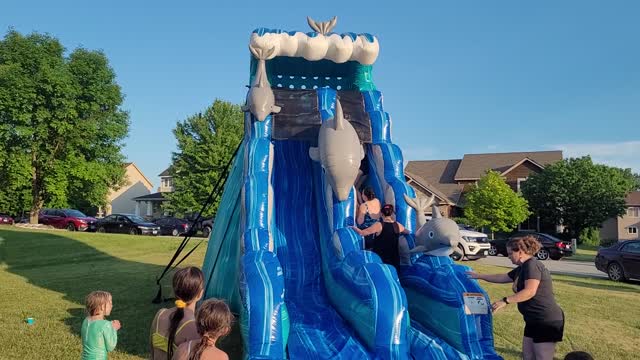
[{"xmin": 463, "ymin": 292, "xmax": 488, "ymax": 315}]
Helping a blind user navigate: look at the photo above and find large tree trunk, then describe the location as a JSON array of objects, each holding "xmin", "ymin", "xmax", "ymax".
[{"xmin": 29, "ymin": 153, "xmax": 42, "ymax": 224}]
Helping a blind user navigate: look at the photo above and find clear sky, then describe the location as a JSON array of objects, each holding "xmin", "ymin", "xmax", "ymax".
[{"xmin": 3, "ymin": 0, "xmax": 639, "ymax": 188}]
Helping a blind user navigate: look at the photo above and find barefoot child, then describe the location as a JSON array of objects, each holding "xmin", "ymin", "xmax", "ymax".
[
  {"xmin": 173, "ymin": 299, "xmax": 233, "ymax": 360},
  {"xmin": 81, "ymin": 291, "xmax": 121, "ymax": 360}
]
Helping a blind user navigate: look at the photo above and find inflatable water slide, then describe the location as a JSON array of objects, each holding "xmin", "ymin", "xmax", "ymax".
[{"xmin": 201, "ymin": 17, "xmax": 503, "ymax": 360}]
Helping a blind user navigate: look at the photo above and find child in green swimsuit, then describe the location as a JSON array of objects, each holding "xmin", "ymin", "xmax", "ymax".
[{"xmin": 81, "ymin": 291, "xmax": 121, "ymax": 360}]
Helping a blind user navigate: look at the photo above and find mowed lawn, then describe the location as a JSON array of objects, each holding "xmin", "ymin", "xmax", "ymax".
[
  {"xmin": 570, "ymin": 244, "xmax": 599, "ymax": 262},
  {"xmin": 1, "ymin": 227, "xmax": 639, "ymax": 360}
]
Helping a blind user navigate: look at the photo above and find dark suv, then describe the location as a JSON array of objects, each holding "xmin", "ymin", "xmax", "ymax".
[
  {"xmin": 39, "ymin": 209, "xmax": 97, "ymax": 231},
  {"xmin": 489, "ymin": 231, "xmax": 573, "ymax": 260},
  {"xmin": 184, "ymin": 216, "xmax": 213, "ymax": 238}
]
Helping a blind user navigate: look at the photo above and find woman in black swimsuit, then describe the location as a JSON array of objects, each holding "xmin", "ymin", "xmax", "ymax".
[{"xmin": 356, "ymin": 186, "xmax": 381, "ymax": 250}]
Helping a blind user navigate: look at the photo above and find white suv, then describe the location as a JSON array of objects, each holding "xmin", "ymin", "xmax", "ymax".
[{"xmin": 451, "ymin": 225, "xmax": 491, "ymax": 261}]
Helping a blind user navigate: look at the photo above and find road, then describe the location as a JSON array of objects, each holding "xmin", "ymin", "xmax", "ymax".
[{"xmin": 474, "ymin": 255, "xmax": 606, "ymax": 279}]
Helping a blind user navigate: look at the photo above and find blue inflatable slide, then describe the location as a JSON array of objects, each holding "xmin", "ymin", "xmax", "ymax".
[{"xmin": 201, "ymin": 18, "xmax": 503, "ymax": 360}]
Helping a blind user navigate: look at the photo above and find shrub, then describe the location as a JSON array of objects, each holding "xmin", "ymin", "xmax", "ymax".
[{"xmin": 579, "ymin": 227, "xmax": 600, "ymax": 246}]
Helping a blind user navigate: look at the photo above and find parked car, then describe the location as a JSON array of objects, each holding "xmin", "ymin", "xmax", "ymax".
[
  {"xmin": 595, "ymin": 240, "xmax": 640, "ymax": 282},
  {"xmin": 451, "ymin": 225, "xmax": 491, "ymax": 261},
  {"xmin": 185, "ymin": 216, "xmax": 213, "ymax": 238},
  {"xmin": 152, "ymin": 217, "xmax": 191, "ymax": 236},
  {"xmin": 489, "ymin": 232, "xmax": 572, "ymax": 260},
  {"xmin": 0, "ymin": 213, "xmax": 15, "ymax": 225},
  {"xmin": 95, "ymin": 214, "xmax": 160, "ymax": 235},
  {"xmin": 38, "ymin": 208, "xmax": 97, "ymax": 231}
]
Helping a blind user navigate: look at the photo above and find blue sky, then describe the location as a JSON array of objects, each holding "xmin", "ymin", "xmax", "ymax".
[{"xmin": 3, "ymin": 0, "xmax": 639, "ymax": 188}]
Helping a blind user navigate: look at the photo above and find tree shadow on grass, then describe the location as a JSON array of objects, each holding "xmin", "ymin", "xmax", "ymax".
[{"xmin": 0, "ymin": 228, "xmax": 242, "ymax": 359}]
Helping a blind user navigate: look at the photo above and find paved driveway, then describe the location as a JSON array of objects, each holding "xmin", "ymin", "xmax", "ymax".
[{"xmin": 475, "ymin": 255, "xmax": 606, "ymax": 279}]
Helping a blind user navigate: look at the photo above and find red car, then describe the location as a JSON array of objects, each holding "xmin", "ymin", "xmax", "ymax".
[
  {"xmin": 38, "ymin": 208, "xmax": 97, "ymax": 231},
  {"xmin": 0, "ymin": 214, "xmax": 14, "ymax": 225}
]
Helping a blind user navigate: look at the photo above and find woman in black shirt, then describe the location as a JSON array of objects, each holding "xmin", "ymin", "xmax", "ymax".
[
  {"xmin": 353, "ymin": 204, "xmax": 409, "ymax": 271},
  {"xmin": 467, "ymin": 235, "xmax": 564, "ymax": 360}
]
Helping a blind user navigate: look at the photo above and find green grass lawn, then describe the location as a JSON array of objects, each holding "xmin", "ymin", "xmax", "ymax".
[
  {"xmin": 1, "ymin": 227, "xmax": 638, "ymax": 360},
  {"xmin": 568, "ymin": 244, "xmax": 599, "ymax": 262}
]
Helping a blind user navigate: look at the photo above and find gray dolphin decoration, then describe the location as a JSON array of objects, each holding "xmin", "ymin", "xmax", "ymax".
[
  {"xmin": 310, "ymin": 99, "xmax": 364, "ymax": 201},
  {"xmin": 307, "ymin": 16, "xmax": 338, "ymax": 35},
  {"xmin": 242, "ymin": 45, "xmax": 281, "ymax": 121},
  {"xmin": 404, "ymin": 194, "xmax": 461, "ymax": 256}
]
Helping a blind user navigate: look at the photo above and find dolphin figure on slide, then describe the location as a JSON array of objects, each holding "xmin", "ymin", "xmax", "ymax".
[
  {"xmin": 310, "ymin": 99, "xmax": 364, "ymax": 201},
  {"xmin": 404, "ymin": 194, "xmax": 461, "ymax": 256},
  {"xmin": 242, "ymin": 45, "xmax": 281, "ymax": 121}
]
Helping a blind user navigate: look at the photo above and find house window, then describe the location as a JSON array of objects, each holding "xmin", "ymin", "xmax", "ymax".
[
  {"xmin": 517, "ymin": 177, "xmax": 527, "ymax": 193},
  {"xmin": 628, "ymin": 227, "xmax": 638, "ymax": 235},
  {"xmin": 626, "ymin": 207, "xmax": 639, "ymax": 218},
  {"xmin": 161, "ymin": 177, "xmax": 173, "ymax": 189}
]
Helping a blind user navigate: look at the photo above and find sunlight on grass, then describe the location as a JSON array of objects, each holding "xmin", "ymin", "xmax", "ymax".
[{"xmin": 1, "ymin": 227, "xmax": 638, "ymax": 359}]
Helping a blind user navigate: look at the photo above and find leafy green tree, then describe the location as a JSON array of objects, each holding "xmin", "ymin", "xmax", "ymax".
[
  {"xmin": 0, "ymin": 152, "xmax": 31, "ymax": 217},
  {"xmin": 463, "ymin": 170, "xmax": 531, "ymax": 238},
  {"xmin": 164, "ymin": 100, "xmax": 243, "ymax": 218},
  {"xmin": 0, "ymin": 30, "xmax": 128, "ymax": 222},
  {"xmin": 521, "ymin": 156, "xmax": 637, "ymax": 239}
]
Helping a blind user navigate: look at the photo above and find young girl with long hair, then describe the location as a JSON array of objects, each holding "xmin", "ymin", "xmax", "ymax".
[
  {"xmin": 172, "ymin": 299, "xmax": 233, "ymax": 360},
  {"xmin": 150, "ymin": 267, "xmax": 204, "ymax": 359}
]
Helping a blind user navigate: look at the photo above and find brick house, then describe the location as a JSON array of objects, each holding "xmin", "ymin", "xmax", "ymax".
[
  {"xmin": 600, "ymin": 191, "xmax": 640, "ymax": 242},
  {"xmin": 404, "ymin": 151, "xmax": 563, "ymax": 231}
]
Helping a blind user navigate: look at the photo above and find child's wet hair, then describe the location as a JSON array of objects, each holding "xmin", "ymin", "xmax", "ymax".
[
  {"xmin": 173, "ymin": 266, "xmax": 204, "ymax": 302},
  {"xmin": 85, "ymin": 291, "xmax": 111, "ymax": 316},
  {"xmin": 189, "ymin": 299, "xmax": 234, "ymax": 360},
  {"xmin": 564, "ymin": 351, "xmax": 594, "ymax": 360}
]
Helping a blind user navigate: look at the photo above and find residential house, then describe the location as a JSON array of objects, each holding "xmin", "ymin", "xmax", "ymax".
[
  {"xmin": 132, "ymin": 166, "xmax": 173, "ymax": 219},
  {"xmin": 158, "ymin": 166, "xmax": 175, "ymax": 193},
  {"xmin": 600, "ymin": 191, "xmax": 640, "ymax": 242},
  {"xmin": 404, "ymin": 151, "xmax": 563, "ymax": 231},
  {"xmin": 100, "ymin": 163, "xmax": 154, "ymax": 216}
]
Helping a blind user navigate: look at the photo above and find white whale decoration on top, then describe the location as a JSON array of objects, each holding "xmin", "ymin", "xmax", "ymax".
[{"xmin": 249, "ymin": 16, "xmax": 380, "ymax": 65}]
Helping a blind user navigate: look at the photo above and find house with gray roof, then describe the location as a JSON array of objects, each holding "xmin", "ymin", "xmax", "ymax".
[{"xmin": 405, "ymin": 150, "xmax": 563, "ymax": 231}]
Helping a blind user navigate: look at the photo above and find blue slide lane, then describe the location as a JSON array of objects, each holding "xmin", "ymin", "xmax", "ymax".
[
  {"xmin": 360, "ymin": 90, "xmax": 502, "ymax": 360},
  {"xmin": 273, "ymin": 140, "xmax": 370, "ymax": 359}
]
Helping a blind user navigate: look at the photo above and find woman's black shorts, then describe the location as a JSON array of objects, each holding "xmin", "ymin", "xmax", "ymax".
[{"xmin": 524, "ymin": 317, "xmax": 564, "ymax": 343}]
